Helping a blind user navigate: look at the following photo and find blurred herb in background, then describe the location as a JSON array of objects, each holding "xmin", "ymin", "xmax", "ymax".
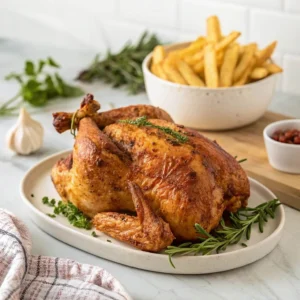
[
  {"xmin": 0, "ymin": 57, "xmax": 84, "ymax": 116},
  {"xmin": 77, "ymin": 31, "xmax": 161, "ymax": 94}
]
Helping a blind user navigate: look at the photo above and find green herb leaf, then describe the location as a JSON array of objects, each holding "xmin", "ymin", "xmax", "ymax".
[
  {"xmin": 91, "ymin": 231, "xmax": 98, "ymax": 237},
  {"xmin": 42, "ymin": 198, "xmax": 92, "ymax": 230},
  {"xmin": 47, "ymin": 213, "xmax": 56, "ymax": 218},
  {"xmin": 119, "ymin": 116, "xmax": 188, "ymax": 143},
  {"xmin": 42, "ymin": 196, "xmax": 49, "ymax": 204},
  {"xmin": 25, "ymin": 61, "xmax": 35, "ymax": 76},
  {"xmin": 47, "ymin": 57, "xmax": 60, "ymax": 68},
  {"xmin": 238, "ymin": 158, "xmax": 247, "ymax": 163},
  {"xmin": 0, "ymin": 57, "xmax": 84, "ymax": 116},
  {"xmin": 5, "ymin": 72, "xmax": 23, "ymax": 83},
  {"xmin": 37, "ymin": 60, "xmax": 46, "ymax": 73},
  {"xmin": 165, "ymin": 199, "xmax": 281, "ymax": 268},
  {"xmin": 77, "ymin": 31, "xmax": 161, "ymax": 94}
]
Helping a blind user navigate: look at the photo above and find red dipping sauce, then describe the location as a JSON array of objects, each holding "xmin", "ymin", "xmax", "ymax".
[{"xmin": 271, "ymin": 129, "xmax": 300, "ymax": 144}]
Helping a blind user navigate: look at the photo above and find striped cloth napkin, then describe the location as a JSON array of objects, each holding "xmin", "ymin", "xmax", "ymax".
[{"xmin": 0, "ymin": 209, "xmax": 132, "ymax": 300}]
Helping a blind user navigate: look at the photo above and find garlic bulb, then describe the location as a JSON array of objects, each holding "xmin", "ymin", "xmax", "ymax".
[{"xmin": 6, "ymin": 108, "xmax": 44, "ymax": 155}]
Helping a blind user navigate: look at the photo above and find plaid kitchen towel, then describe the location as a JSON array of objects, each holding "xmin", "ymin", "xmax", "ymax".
[{"xmin": 0, "ymin": 209, "xmax": 132, "ymax": 300}]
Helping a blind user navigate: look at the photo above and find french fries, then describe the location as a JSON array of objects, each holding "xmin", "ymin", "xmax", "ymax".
[
  {"xmin": 233, "ymin": 43, "xmax": 256, "ymax": 82},
  {"xmin": 187, "ymin": 31, "xmax": 240, "ymax": 67},
  {"xmin": 150, "ymin": 15, "xmax": 282, "ymax": 87},
  {"xmin": 179, "ymin": 38, "xmax": 206, "ymax": 58},
  {"xmin": 162, "ymin": 62, "xmax": 187, "ymax": 85},
  {"xmin": 220, "ymin": 44, "xmax": 240, "ymax": 87},
  {"xmin": 255, "ymin": 41, "xmax": 277, "ymax": 67},
  {"xmin": 250, "ymin": 67, "xmax": 268, "ymax": 80},
  {"xmin": 207, "ymin": 15, "xmax": 222, "ymax": 43},
  {"xmin": 177, "ymin": 60, "xmax": 205, "ymax": 86},
  {"xmin": 204, "ymin": 44, "xmax": 219, "ymax": 88},
  {"xmin": 151, "ymin": 63, "xmax": 168, "ymax": 80},
  {"xmin": 263, "ymin": 62, "xmax": 283, "ymax": 74},
  {"xmin": 152, "ymin": 46, "xmax": 165, "ymax": 65},
  {"xmin": 234, "ymin": 58, "xmax": 256, "ymax": 86}
]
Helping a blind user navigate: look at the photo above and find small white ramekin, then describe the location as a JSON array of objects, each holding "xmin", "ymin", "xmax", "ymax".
[{"xmin": 263, "ymin": 119, "xmax": 300, "ymax": 174}]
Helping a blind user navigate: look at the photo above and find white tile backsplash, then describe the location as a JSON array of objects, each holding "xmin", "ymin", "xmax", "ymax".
[
  {"xmin": 283, "ymin": 55, "xmax": 300, "ymax": 95},
  {"xmin": 284, "ymin": 0, "xmax": 300, "ymax": 13},
  {"xmin": 0, "ymin": 0, "xmax": 300, "ymax": 95},
  {"xmin": 250, "ymin": 10, "xmax": 300, "ymax": 54},
  {"xmin": 119, "ymin": 0, "xmax": 178, "ymax": 28},
  {"xmin": 180, "ymin": 0, "xmax": 248, "ymax": 42},
  {"xmin": 216, "ymin": 0, "xmax": 282, "ymax": 10}
]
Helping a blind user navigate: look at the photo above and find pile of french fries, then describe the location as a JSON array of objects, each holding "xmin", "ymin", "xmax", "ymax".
[{"xmin": 150, "ymin": 15, "xmax": 283, "ymax": 88}]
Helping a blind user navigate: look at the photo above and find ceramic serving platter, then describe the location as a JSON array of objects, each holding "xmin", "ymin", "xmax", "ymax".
[{"xmin": 20, "ymin": 150, "xmax": 285, "ymax": 274}]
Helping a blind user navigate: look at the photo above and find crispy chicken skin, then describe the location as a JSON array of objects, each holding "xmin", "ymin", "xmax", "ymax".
[
  {"xmin": 104, "ymin": 119, "xmax": 249, "ymax": 241},
  {"xmin": 51, "ymin": 117, "xmax": 134, "ymax": 218},
  {"xmin": 52, "ymin": 93, "xmax": 173, "ymax": 133},
  {"xmin": 52, "ymin": 95, "xmax": 250, "ymax": 252},
  {"xmin": 93, "ymin": 182, "xmax": 175, "ymax": 252}
]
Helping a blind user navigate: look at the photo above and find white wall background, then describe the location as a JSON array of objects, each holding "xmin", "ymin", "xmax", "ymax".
[{"xmin": 0, "ymin": 0, "xmax": 300, "ymax": 95}]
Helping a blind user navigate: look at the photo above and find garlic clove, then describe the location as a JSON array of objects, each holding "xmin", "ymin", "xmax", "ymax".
[{"xmin": 6, "ymin": 107, "xmax": 44, "ymax": 155}]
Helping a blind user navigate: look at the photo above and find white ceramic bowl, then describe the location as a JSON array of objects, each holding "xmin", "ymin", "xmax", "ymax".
[
  {"xmin": 142, "ymin": 42, "xmax": 278, "ymax": 130},
  {"xmin": 263, "ymin": 119, "xmax": 300, "ymax": 174}
]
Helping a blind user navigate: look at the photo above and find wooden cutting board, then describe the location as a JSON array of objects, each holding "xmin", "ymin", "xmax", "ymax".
[{"xmin": 199, "ymin": 111, "xmax": 300, "ymax": 210}]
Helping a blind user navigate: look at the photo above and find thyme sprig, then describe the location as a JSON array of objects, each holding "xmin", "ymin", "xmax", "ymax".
[
  {"xmin": 166, "ymin": 199, "xmax": 281, "ymax": 268},
  {"xmin": 77, "ymin": 31, "xmax": 161, "ymax": 94},
  {"xmin": 119, "ymin": 116, "xmax": 188, "ymax": 143}
]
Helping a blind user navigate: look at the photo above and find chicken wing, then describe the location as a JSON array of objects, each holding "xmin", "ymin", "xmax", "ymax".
[{"xmin": 93, "ymin": 182, "xmax": 175, "ymax": 252}]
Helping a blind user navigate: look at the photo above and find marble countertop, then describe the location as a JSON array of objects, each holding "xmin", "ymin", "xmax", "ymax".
[{"xmin": 1, "ymin": 40, "xmax": 300, "ymax": 300}]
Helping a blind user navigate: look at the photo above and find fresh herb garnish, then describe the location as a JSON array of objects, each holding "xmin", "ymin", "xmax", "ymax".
[
  {"xmin": 107, "ymin": 239, "xmax": 112, "ymax": 243},
  {"xmin": 234, "ymin": 156, "xmax": 247, "ymax": 163},
  {"xmin": 165, "ymin": 199, "xmax": 280, "ymax": 268},
  {"xmin": 77, "ymin": 31, "xmax": 161, "ymax": 94},
  {"xmin": 91, "ymin": 231, "xmax": 98, "ymax": 237},
  {"xmin": 0, "ymin": 57, "xmax": 84, "ymax": 116},
  {"xmin": 42, "ymin": 196, "xmax": 49, "ymax": 205},
  {"xmin": 50, "ymin": 199, "xmax": 56, "ymax": 207},
  {"xmin": 238, "ymin": 158, "xmax": 247, "ymax": 163},
  {"xmin": 119, "ymin": 116, "xmax": 188, "ymax": 143},
  {"xmin": 47, "ymin": 213, "xmax": 56, "ymax": 218},
  {"xmin": 42, "ymin": 198, "xmax": 92, "ymax": 230}
]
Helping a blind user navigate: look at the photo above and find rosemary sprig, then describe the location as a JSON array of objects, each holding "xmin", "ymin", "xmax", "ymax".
[
  {"xmin": 166, "ymin": 199, "xmax": 281, "ymax": 268},
  {"xmin": 76, "ymin": 31, "xmax": 161, "ymax": 94},
  {"xmin": 119, "ymin": 116, "xmax": 188, "ymax": 143}
]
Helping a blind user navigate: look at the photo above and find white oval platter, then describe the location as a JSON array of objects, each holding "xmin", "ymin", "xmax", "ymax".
[{"xmin": 20, "ymin": 150, "xmax": 285, "ymax": 274}]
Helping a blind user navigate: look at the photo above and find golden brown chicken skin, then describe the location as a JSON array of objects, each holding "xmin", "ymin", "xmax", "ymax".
[
  {"xmin": 93, "ymin": 182, "xmax": 175, "ymax": 252},
  {"xmin": 51, "ymin": 117, "xmax": 134, "ymax": 218},
  {"xmin": 103, "ymin": 119, "xmax": 249, "ymax": 241},
  {"xmin": 52, "ymin": 96, "xmax": 250, "ymax": 252}
]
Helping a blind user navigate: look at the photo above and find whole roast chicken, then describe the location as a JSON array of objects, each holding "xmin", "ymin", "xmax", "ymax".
[{"xmin": 52, "ymin": 94, "xmax": 250, "ymax": 252}]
